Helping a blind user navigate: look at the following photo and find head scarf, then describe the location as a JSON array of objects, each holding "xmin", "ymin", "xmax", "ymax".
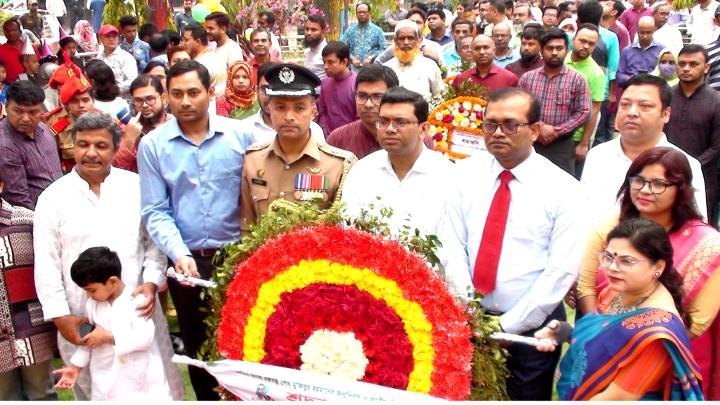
[
  {"xmin": 652, "ymin": 48, "xmax": 679, "ymax": 87},
  {"xmin": 224, "ymin": 61, "xmax": 256, "ymax": 109},
  {"xmin": 73, "ymin": 20, "xmax": 98, "ymax": 52}
]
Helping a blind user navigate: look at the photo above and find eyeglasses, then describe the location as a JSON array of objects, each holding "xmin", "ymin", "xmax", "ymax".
[
  {"xmin": 355, "ymin": 93, "xmax": 385, "ymax": 105},
  {"xmin": 627, "ymin": 176, "xmax": 675, "ymax": 194},
  {"xmin": 597, "ymin": 251, "xmax": 650, "ymax": 272},
  {"xmin": 375, "ymin": 118, "xmax": 419, "ymax": 129},
  {"xmin": 132, "ymin": 95, "xmax": 158, "ymax": 107},
  {"xmin": 482, "ymin": 121, "xmax": 531, "ymax": 135}
]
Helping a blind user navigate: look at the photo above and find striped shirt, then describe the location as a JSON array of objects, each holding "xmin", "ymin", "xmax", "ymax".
[
  {"xmin": 519, "ymin": 66, "xmax": 592, "ymax": 137},
  {"xmin": 0, "ymin": 119, "xmax": 62, "ymax": 209},
  {"xmin": 707, "ymin": 37, "xmax": 720, "ymax": 91}
]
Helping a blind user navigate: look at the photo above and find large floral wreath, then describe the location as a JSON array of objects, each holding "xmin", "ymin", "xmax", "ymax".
[
  {"xmin": 203, "ymin": 203, "xmax": 509, "ymax": 400},
  {"xmin": 428, "ymin": 96, "xmax": 488, "ymax": 160}
]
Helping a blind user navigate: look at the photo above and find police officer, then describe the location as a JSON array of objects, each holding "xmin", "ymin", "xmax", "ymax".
[{"xmin": 240, "ymin": 64, "xmax": 357, "ymax": 233}]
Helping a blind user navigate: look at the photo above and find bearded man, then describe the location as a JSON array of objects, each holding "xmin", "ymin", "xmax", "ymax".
[
  {"xmin": 113, "ymin": 75, "xmax": 172, "ymax": 172},
  {"xmin": 383, "ymin": 19, "xmax": 444, "ymax": 101},
  {"xmin": 303, "ymin": 14, "xmax": 328, "ymax": 81}
]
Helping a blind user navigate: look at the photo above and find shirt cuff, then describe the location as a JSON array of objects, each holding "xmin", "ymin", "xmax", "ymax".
[
  {"xmin": 143, "ymin": 270, "xmax": 167, "ymax": 292},
  {"xmin": 42, "ymin": 300, "xmax": 71, "ymax": 321},
  {"xmin": 70, "ymin": 347, "xmax": 91, "ymax": 368},
  {"xmin": 169, "ymin": 245, "xmax": 192, "ymax": 264}
]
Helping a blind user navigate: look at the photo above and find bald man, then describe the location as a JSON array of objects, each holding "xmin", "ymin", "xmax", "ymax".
[
  {"xmin": 452, "ymin": 35, "xmax": 519, "ymax": 97},
  {"xmin": 492, "ymin": 24, "xmax": 520, "ymax": 67},
  {"xmin": 617, "ymin": 16, "xmax": 663, "ymax": 88}
]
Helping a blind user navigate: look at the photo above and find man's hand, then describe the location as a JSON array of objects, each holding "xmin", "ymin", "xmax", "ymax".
[
  {"xmin": 537, "ymin": 124, "xmax": 557, "ymax": 145},
  {"xmin": 350, "ymin": 55, "xmax": 362, "ymax": 67},
  {"xmin": 82, "ymin": 325, "xmax": 113, "ymax": 349},
  {"xmin": 53, "ymin": 315, "xmax": 88, "ymax": 345},
  {"xmin": 131, "ymin": 282, "xmax": 158, "ymax": 320},
  {"xmin": 52, "ymin": 365, "xmax": 81, "ymax": 390},
  {"xmin": 175, "ymin": 256, "xmax": 200, "ymax": 286},
  {"xmin": 124, "ymin": 111, "xmax": 143, "ymax": 150},
  {"xmin": 420, "ymin": 45, "xmax": 439, "ymax": 63},
  {"xmin": 575, "ymin": 142, "xmax": 589, "ymax": 162},
  {"xmin": 362, "ymin": 56, "xmax": 373, "ymax": 65}
]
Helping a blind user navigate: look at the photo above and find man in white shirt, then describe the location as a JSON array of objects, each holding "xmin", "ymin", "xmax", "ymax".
[
  {"xmin": 248, "ymin": 61, "xmax": 325, "ymax": 143},
  {"xmin": 483, "ymin": 0, "xmax": 515, "ymax": 36},
  {"xmin": 96, "ymin": 24, "xmax": 138, "ymax": 97},
  {"xmin": 582, "ymin": 73, "xmax": 707, "ymax": 223},
  {"xmin": 182, "ymin": 26, "xmax": 225, "ymax": 96},
  {"xmin": 342, "ymin": 87, "xmax": 454, "ymax": 238},
  {"xmin": 33, "ymin": 112, "xmax": 183, "ymax": 400},
  {"xmin": 383, "ymin": 20, "xmax": 445, "ymax": 101},
  {"xmin": 440, "ymin": 87, "xmax": 585, "ymax": 400},
  {"xmin": 303, "ymin": 14, "xmax": 328, "ymax": 82},
  {"xmin": 205, "ymin": 11, "xmax": 244, "ymax": 71},
  {"xmin": 649, "ymin": 2, "xmax": 683, "ymax": 53},
  {"xmin": 688, "ymin": 0, "xmax": 720, "ymax": 45}
]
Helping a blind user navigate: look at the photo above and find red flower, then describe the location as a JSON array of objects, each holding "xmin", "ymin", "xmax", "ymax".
[
  {"xmin": 442, "ymin": 114, "xmax": 454, "ymax": 123},
  {"xmin": 433, "ymin": 133, "xmax": 443, "ymax": 141}
]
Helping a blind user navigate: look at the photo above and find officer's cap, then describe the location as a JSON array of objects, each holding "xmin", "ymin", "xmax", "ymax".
[{"xmin": 265, "ymin": 64, "xmax": 321, "ymax": 97}]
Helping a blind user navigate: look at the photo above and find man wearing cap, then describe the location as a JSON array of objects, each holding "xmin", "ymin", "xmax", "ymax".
[
  {"xmin": 240, "ymin": 64, "xmax": 357, "ymax": 234},
  {"xmin": 43, "ymin": 75, "xmax": 95, "ymax": 173},
  {"xmin": 20, "ymin": 0, "xmax": 43, "ymax": 39},
  {"xmin": 383, "ymin": 19, "xmax": 445, "ymax": 101},
  {"xmin": 96, "ymin": 24, "xmax": 138, "ymax": 97}
]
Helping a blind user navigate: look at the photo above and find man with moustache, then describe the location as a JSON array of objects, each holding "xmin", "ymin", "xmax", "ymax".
[
  {"xmin": 507, "ymin": 27, "xmax": 544, "ymax": 77},
  {"xmin": 240, "ymin": 64, "xmax": 356, "ymax": 233},
  {"xmin": 205, "ymin": 12, "xmax": 244, "ymax": 71},
  {"xmin": 303, "ymin": 14, "xmax": 328, "ymax": 82},
  {"xmin": 113, "ymin": 75, "xmax": 172, "ymax": 172},
  {"xmin": 453, "ymin": 35, "xmax": 519, "ymax": 97},
  {"xmin": 384, "ymin": 20, "xmax": 444, "ymax": 101},
  {"xmin": 443, "ymin": 18, "xmax": 474, "ymax": 68},
  {"xmin": 519, "ymin": 28, "xmax": 591, "ymax": 175},
  {"xmin": 326, "ymin": 64, "xmax": 400, "ymax": 159},
  {"xmin": 492, "ymin": 23, "xmax": 520, "ymax": 67},
  {"xmin": 375, "ymin": 8, "xmax": 443, "ymax": 66},
  {"xmin": 247, "ymin": 29, "xmax": 282, "ymax": 76}
]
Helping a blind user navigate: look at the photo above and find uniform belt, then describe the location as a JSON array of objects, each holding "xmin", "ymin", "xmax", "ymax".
[{"xmin": 190, "ymin": 248, "xmax": 218, "ymax": 257}]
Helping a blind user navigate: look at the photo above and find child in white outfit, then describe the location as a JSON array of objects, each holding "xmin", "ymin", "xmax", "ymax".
[{"xmin": 53, "ymin": 247, "xmax": 173, "ymax": 400}]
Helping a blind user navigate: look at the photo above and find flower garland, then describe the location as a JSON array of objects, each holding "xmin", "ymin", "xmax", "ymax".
[
  {"xmin": 216, "ymin": 225, "xmax": 474, "ymax": 400},
  {"xmin": 428, "ymin": 96, "xmax": 487, "ymax": 160}
]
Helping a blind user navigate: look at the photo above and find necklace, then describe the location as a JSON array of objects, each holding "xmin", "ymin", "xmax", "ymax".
[{"xmin": 608, "ymin": 284, "xmax": 659, "ymax": 315}]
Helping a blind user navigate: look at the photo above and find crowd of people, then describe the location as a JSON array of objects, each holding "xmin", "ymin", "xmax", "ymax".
[{"xmin": 0, "ymin": 0, "xmax": 719, "ymax": 401}]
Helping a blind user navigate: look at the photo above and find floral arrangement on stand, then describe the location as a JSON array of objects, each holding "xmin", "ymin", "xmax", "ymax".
[
  {"xmin": 428, "ymin": 96, "xmax": 488, "ymax": 160},
  {"xmin": 201, "ymin": 202, "xmax": 509, "ymax": 400}
]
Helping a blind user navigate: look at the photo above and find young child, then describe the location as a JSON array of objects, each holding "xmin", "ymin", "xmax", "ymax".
[
  {"xmin": 53, "ymin": 247, "xmax": 173, "ymax": 400},
  {"xmin": 0, "ymin": 62, "xmax": 8, "ymax": 116}
]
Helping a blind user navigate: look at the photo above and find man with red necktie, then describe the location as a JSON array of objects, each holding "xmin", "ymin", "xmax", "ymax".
[{"xmin": 439, "ymin": 87, "xmax": 586, "ymax": 400}]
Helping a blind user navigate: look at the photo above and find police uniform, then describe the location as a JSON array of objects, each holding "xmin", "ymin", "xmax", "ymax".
[{"xmin": 239, "ymin": 64, "xmax": 357, "ymax": 233}]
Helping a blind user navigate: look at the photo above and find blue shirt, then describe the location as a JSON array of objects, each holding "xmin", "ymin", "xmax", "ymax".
[
  {"xmin": 599, "ymin": 27, "xmax": 620, "ymax": 97},
  {"xmin": 494, "ymin": 50, "xmax": 520, "ymax": 68},
  {"xmin": 425, "ymin": 32, "xmax": 453, "ymax": 46},
  {"xmin": 340, "ymin": 22, "xmax": 387, "ymax": 61},
  {"xmin": 617, "ymin": 40, "xmax": 663, "ymax": 88},
  {"xmin": 120, "ymin": 37, "xmax": 150, "ymax": 72},
  {"xmin": 443, "ymin": 45, "xmax": 461, "ymax": 67},
  {"xmin": 137, "ymin": 115, "xmax": 257, "ymax": 261}
]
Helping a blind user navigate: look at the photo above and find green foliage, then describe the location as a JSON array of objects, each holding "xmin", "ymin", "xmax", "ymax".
[
  {"xmin": 466, "ymin": 292, "xmax": 510, "ymax": 400},
  {"xmin": 103, "ymin": 0, "xmax": 147, "ymax": 26}
]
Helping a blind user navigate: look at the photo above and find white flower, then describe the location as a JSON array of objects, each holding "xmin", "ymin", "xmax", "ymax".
[
  {"xmin": 299, "ymin": 330, "xmax": 369, "ymax": 381},
  {"xmin": 435, "ymin": 113, "xmax": 443, "ymax": 121},
  {"xmin": 460, "ymin": 118, "xmax": 470, "ymax": 127},
  {"xmin": 462, "ymin": 101, "xmax": 472, "ymax": 110},
  {"xmin": 473, "ymin": 104, "xmax": 482, "ymax": 112}
]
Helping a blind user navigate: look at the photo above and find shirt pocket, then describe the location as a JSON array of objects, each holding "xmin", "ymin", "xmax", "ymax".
[
  {"xmin": 555, "ymin": 89, "xmax": 569, "ymax": 106},
  {"xmin": 250, "ymin": 184, "xmax": 270, "ymax": 215}
]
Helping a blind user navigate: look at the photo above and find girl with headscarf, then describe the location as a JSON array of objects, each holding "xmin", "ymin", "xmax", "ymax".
[
  {"xmin": 73, "ymin": 20, "xmax": 99, "ymax": 53},
  {"xmin": 652, "ymin": 49, "xmax": 679, "ymax": 87},
  {"xmin": 215, "ymin": 61, "xmax": 260, "ymax": 120}
]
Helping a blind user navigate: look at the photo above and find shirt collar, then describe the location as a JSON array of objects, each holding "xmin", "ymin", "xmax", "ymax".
[
  {"xmin": 268, "ymin": 135, "xmax": 321, "ymax": 163},
  {"xmin": 489, "ymin": 149, "xmax": 537, "ymax": 184},
  {"xmin": 631, "ymin": 39, "xmax": 660, "ymax": 50},
  {"xmin": 166, "ymin": 114, "xmax": 226, "ymax": 143},
  {"xmin": 494, "ymin": 51, "xmax": 515, "ymax": 62},
  {"xmin": 475, "ymin": 63, "xmax": 501, "ymax": 77},
  {"xmin": 615, "ymin": 134, "xmax": 668, "ymax": 158}
]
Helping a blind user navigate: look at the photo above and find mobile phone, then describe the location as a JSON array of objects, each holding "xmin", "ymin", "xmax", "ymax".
[{"xmin": 79, "ymin": 323, "xmax": 95, "ymax": 338}]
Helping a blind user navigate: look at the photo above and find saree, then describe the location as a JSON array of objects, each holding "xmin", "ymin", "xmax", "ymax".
[
  {"xmin": 594, "ymin": 219, "xmax": 720, "ymax": 399},
  {"xmin": 558, "ymin": 298, "xmax": 704, "ymax": 400}
]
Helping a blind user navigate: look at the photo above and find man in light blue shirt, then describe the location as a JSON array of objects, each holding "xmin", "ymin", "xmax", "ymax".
[
  {"xmin": 137, "ymin": 60, "xmax": 256, "ymax": 400},
  {"xmin": 119, "ymin": 15, "xmax": 151, "ymax": 72}
]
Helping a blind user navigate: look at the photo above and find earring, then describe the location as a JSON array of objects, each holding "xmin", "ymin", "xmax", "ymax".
[{"xmin": 654, "ymin": 271, "xmax": 661, "ymax": 278}]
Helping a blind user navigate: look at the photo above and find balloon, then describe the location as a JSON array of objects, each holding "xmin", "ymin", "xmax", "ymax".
[
  {"xmin": 191, "ymin": 4, "xmax": 211, "ymax": 22},
  {"xmin": 209, "ymin": 3, "xmax": 226, "ymax": 13}
]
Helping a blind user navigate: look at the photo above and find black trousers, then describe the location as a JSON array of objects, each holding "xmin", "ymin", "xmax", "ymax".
[
  {"xmin": 505, "ymin": 304, "xmax": 566, "ymax": 400},
  {"xmin": 168, "ymin": 254, "xmax": 220, "ymax": 400},
  {"xmin": 534, "ymin": 136, "xmax": 575, "ymax": 176}
]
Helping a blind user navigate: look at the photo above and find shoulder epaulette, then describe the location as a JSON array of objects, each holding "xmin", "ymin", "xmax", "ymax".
[
  {"xmin": 41, "ymin": 106, "xmax": 64, "ymax": 120},
  {"xmin": 247, "ymin": 141, "xmax": 271, "ymax": 152},
  {"xmin": 318, "ymin": 142, "xmax": 357, "ymax": 163}
]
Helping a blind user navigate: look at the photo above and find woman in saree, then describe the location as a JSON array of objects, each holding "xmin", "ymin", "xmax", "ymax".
[
  {"xmin": 575, "ymin": 147, "xmax": 720, "ymax": 399},
  {"xmin": 215, "ymin": 61, "xmax": 259, "ymax": 120},
  {"xmin": 537, "ymin": 218, "xmax": 704, "ymax": 400}
]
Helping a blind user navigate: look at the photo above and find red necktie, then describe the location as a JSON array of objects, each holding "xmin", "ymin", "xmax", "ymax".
[{"xmin": 473, "ymin": 170, "xmax": 514, "ymax": 295}]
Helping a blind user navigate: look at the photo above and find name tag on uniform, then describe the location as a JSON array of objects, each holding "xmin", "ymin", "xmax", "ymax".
[{"xmin": 251, "ymin": 178, "xmax": 267, "ymax": 186}]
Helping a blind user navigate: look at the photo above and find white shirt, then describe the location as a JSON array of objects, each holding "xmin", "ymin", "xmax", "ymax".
[
  {"xmin": 383, "ymin": 55, "xmax": 445, "ymax": 101},
  {"xmin": 33, "ymin": 168, "xmax": 184, "ymax": 400},
  {"xmin": 93, "ymin": 97, "xmax": 130, "ymax": 120},
  {"xmin": 97, "ymin": 46, "xmax": 138, "ymax": 96},
  {"xmin": 195, "ymin": 48, "xmax": 227, "ymax": 97},
  {"xmin": 688, "ymin": 1, "xmax": 720, "ymax": 45},
  {"xmin": 651, "ymin": 23, "xmax": 684, "ymax": 53},
  {"xmin": 581, "ymin": 134, "xmax": 707, "ymax": 224},
  {"xmin": 247, "ymin": 109, "xmax": 326, "ymax": 144},
  {"xmin": 342, "ymin": 147, "xmax": 455, "ymax": 238},
  {"xmin": 70, "ymin": 290, "xmax": 172, "ymax": 400},
  {"xmin": 215, "ymin": 38, "xmax": 245, "ymax": 70},
  {"xmin": 439, "ymin": 150, "xmax": 586, "ymax": 334},
  {"xmin": 304, "ymin": 39, "xmax": 328, "ymax": 82},
  {"xmin": 45, "ymin": 0, "xmax": 66, "ymax": 16}
]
